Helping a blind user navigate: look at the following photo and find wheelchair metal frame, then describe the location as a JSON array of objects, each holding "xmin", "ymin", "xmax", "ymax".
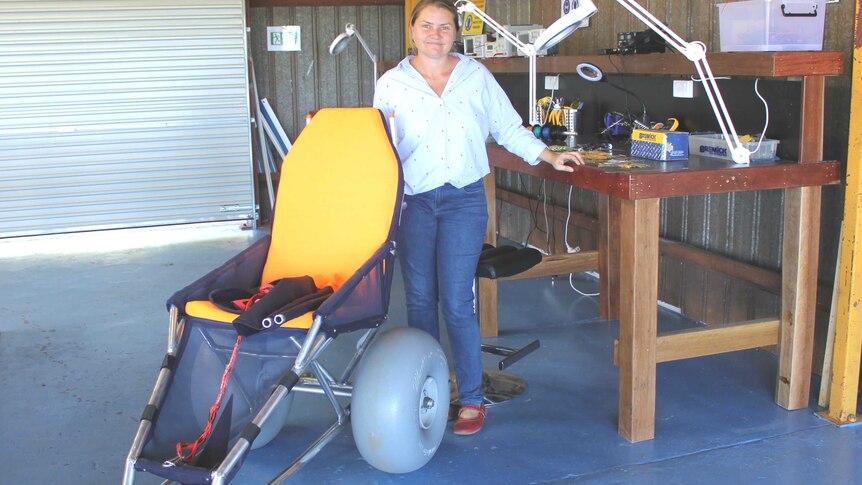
[{"xmin": 123, "ymin": 305, "xmax": 382, "ymax": 485}]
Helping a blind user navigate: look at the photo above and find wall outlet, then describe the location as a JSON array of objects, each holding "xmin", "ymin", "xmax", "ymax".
[
  {"xmin": 673, "ymin": 80, "xmax": 695, "ymax": 98},
  {"xmin": 545, "ymin": 75, "xmax": 560, "ymax": 90}
]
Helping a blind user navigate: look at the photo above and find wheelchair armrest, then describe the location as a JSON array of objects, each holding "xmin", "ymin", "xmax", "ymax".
[
  {"xmin": 316, "ymin": 240, "xmax": 396, "ymax": 333},
  {"xmin": 166, "ymin": 235, "xmax": 271, "ymax": 311}
]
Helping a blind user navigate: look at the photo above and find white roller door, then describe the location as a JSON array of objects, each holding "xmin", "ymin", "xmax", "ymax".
[{"xmin": 0, "ymin": 0, "xmax": 254, "ymax": 238}]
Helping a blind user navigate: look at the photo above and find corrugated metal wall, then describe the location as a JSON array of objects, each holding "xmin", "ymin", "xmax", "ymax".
[
  {"xmin": 0, "ymin": 0, "xmax": 254, "ymax": 238},
  {"xmin": 499, "ymin": 0, "xmax": 851, "ymax": 327},
  {"xmin": 248, "ymin": 0, "xmax": 529, "ymax": 142},
  {"xmin": 250, "ymin": 0, "xmax": 853, "ymax": 333},
  {"xmin": 249, "ymin": 4, "xmax": 405, "ymax": 143}
]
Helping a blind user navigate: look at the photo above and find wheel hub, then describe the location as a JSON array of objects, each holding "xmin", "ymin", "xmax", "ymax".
[{"xmin": 418, "ymin": 376, "xmax": 438, "ymax": 429}]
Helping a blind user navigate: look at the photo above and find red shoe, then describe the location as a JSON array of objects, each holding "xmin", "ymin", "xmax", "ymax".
[{"xmin": 453, "ymin": 404, "xmax": 486, "ymax": 435}]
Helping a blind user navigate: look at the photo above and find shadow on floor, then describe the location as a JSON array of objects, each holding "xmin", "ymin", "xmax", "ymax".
[{"xmin": 1, "ymin": 230, "xmax": 859, "ymax": 484}]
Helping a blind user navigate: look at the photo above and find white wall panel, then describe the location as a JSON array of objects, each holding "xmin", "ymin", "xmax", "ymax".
[{"xmin": 0, "ymin": 0, "xmax": 253, "ymax": 237}]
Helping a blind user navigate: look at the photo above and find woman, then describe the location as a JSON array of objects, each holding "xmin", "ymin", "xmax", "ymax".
[{"xmin": 373, "ymin": 0, "xmax": 584, "ymax": 436}]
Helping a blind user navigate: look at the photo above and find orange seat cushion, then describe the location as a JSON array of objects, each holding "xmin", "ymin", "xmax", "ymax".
[
  {"xmin": 260, "ymin": 108, "xmax": 400, "ymax": 291},
  {"xmin": 182, "ymin": 109, "xmax": 398, "ymax": 332},
  {"xmin": 185, "ymin": 300, "xmax": 314, "ymax": 330}
]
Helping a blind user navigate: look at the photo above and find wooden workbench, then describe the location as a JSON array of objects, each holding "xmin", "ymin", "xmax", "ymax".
[{"xmin": 478, "ymin": 51, "xmax": 844, "ymax": 443}]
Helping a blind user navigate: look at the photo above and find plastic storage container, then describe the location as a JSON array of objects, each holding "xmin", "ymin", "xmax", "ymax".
[
  {"xmin": 689, "ymin": 134, "xmax": 779, "ymax": 162},
  {"xmin": 717, "ymin": 0, "xmax": 826, "ymax": 52}
]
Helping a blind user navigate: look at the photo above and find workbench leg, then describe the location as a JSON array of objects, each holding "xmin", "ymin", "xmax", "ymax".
[
  {"xmin": 777, "ymin": 186, "xmax": 821, "ymax": 409},
  {"xmin": 599, "ymin": 195, "xmax": 621, "ymax": 321},
  {"xmin": 480, "ymin": 169, "xmax": 499, "ymax": 338},
  {"xmin": 617, "ymin": 198, "xmax": 659, "ymax": 442}
]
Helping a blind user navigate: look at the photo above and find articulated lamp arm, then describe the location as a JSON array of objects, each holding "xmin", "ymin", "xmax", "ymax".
[
  {"xmin": 455, "ymin": 1, "xmax": 539, "ymax": 125},
  {"xmin": 346, "ymin": 24, "xmax": 379, "ymax": 83},
  {"xmin": 614, "ymin": 0, "xmax": 751, "ymax": 164}
]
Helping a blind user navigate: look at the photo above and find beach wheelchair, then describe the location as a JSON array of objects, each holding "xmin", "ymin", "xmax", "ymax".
[{"xmin": 123, "ymin": 108, "xmax": 450, "ymax": 484}]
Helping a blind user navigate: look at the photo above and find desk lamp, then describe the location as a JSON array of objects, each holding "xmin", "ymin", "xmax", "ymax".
[
  {"xmin": 608, "ymin": 0, "xmax": 750, "ymax": 164},
  {"xmin": 457, "ymin": 0, "xmax": 752, "ymax": 164},
  {"xmin": 455, "ymin": 0, "xmax": 596, "ymax": 126},
  {"xmin": 329, "ymin": 23, "xmax": 378, "ymax": 84}
]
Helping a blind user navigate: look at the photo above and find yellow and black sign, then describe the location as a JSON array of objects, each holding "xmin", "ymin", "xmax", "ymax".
[{"xmin": 462, "ymin": 0, "xmax": 485, "ymax": 36}]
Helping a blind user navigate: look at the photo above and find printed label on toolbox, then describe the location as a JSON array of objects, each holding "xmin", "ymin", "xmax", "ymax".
[{"xmin": 630, "ymin": 129, "xmax": 689, "ymax": 161}]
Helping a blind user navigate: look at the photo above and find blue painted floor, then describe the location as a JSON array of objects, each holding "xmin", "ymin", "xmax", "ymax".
[{"xmin": 1, "ymin": 228, "xmax": 860, "ymax": 484}]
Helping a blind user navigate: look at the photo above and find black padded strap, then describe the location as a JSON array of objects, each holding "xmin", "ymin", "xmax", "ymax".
[
  {"xmin": 240, "ymin": 423, "xmax": 260, "ymax": 444},
  {"xmin": 278, "ymin": 371, "xmax": 300, "ymax": 390},
  {"xmin": 161, "ymin": 354, "xmax": 175, "ymax": 370},
  {"xmin": 141, "ymin": 404, "xmax": 158, "ymax": 422}
]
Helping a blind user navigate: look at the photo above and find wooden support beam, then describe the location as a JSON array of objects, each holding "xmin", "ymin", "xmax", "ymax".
[
  {"xmin": 500, "ymin": 251, "xmax": 598, "ymax": 281},
  {"xmin": 497, "ymin": 188, "xmax": 601, "ymax": 232},
  {"xmin": 820, "ymin": 0, "xmax": 862, "ymax": 426},
  {"xmin": 613, "ymin": 319, "xmax": 780, "ymax": 366},
  {"xmin": 499, "ymin": 186, "xmax": 834, "ymax": 312}
]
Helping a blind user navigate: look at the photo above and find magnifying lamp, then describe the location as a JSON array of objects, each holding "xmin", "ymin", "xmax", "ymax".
[
  {"xmin": 329, "ymin": 23, "xmax": 378, "ymax": 83},
  {"xmin": 455, "ymin": 1, "xmax": 596, "ymax": 126},
  {"xmin": 457, "ymin": 0, "xmax": 752, "ymax": 164},
  {"xmin": 585, "ymin": 0, "xmax": 750, "ymax": 163}
]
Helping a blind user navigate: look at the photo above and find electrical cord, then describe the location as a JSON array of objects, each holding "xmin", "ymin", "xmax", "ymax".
[
  {"xmin": 564, "ymin": 186, "xmax": 579, "ymax": 254},
  {"xmin": 689, "ymin": 75, "xmax": 771, "ymax": 156},
  {"xmin": 563, "ymin": 185, "xmax": 599, "ymax": 297},
  {"xmin": 607, "ymin": 54, "xmax": 648, "ymax": 123},
  {"xmin": 569, "ymin": 273, "xmax": 599, "ymax": 297},
  {"xmin": 752, "ymin": 78, "xmax": 770, "ymax": 152}
]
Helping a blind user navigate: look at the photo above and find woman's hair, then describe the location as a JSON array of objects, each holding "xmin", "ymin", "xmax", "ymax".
[{"xmin": 409, "ymin": 0, "xmax": 459, "ymax": 28}]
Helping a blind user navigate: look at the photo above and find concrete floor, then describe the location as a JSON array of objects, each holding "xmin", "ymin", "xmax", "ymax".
[{"xmin": 1, "ymin": 225, "xmax": 860, "ymax": 484}]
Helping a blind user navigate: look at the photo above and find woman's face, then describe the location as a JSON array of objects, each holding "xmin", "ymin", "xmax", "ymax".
[{"xmin": 411, "ymin": 5, "xmax": 457, "ymax": 60}]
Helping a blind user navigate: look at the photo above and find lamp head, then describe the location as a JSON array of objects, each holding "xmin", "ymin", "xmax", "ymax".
[
  {"xmin": 576, "ymin": 62, "xmax": 604, "ymax": 82},
  {"xmin": 533, "ymin": 0, "xmax": 597, "ymax": 52},
  {"xmin": 329, "ymin": 23, "xmax": 357, "ymax": 56}
]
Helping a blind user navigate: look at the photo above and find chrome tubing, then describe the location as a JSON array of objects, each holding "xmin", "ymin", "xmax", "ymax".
[
  {"xmin": 268, "ymin": 407, "xmax": 352, "ymax": 484},
  {"xmin": 310, "ymin": 361, "xmax": 347, "ymax": 424},
  {"xmin": 123, "ymin": 354, "xmax": 176, "ymax": 485},
  {"xmin": 122, "ymin": 419, "xmax": 151, "ymax": 484},
  {"xmin": 213, "ymin": 384, "xmax": 292, "ymax": 483},
  {"xmin": 310, "ymin": 359, "xmax": 337, "ymax": 387},
  {"xmin": 338, "ymin": 327, "xmax": 380, "ymax": 384},
  {"xmin": 167, "ymin": 305, "xmax": 182, "ymax": 354},
  {"xmin": 294, "ymin": 378, "xmax": 353, "ymax": 397},
  {"xmin": 294, "ymin": 316, "xmax": 325, "ymax": 369}
]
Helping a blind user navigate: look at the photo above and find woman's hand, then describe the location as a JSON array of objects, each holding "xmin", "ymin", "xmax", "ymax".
[{"xmin": 539, "ymin": 149, "xmax": 585, "ymax": 172}]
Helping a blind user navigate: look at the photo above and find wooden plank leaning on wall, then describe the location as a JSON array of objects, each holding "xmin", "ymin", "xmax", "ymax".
[{"xmin": 819, "ymin": 0, "xmax": 862, "ymax": 426}]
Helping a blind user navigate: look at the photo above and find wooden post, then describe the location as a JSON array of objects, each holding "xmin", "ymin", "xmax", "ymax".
[
  {"xmin": 775, "ymin": 65, "xmax": 827, "ymax": 409},
  {"xmin": 617, "ymin": 197, "xmax": 659, "ymax": 442},
  {"xmin": 777, "ymin": 186, "xmax": 821, "ymax": 409},
  {"xmin": 479, "ymin": 168, "xmax": 499, "ymax": 337},
  {"xmin": 820, "ymin": 0, "xmax": 862, "ymax": 425},
  {"xmin": 598, "ymin": 194, "xmax": 621, "ymax": 321},
  {"xmin": 404, "ymin": 0, "xmax": 418, "ymax": 53}
]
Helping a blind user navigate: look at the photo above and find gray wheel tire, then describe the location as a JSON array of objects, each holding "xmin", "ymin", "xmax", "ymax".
[
  {"xmin": 251, "ymin": 390, "xmax": 294, "ymax": 450},
  {"xmin": 351, "ymin": 327, "xmax": 449, "ymax": 473}
]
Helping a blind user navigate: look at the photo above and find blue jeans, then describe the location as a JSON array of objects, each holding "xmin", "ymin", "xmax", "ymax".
[{"xmin": 398, "ymin": 180, "xmax": 488, "ymax": 406}]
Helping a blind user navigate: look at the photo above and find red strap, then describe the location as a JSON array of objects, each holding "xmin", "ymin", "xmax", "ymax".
[
  {"xmin": 176, "ymin": 334, "xmax": 243, "ymax": 463},
  {"xmin": 231, "ymin": 283, "xmax": 275, "ymax": 311}
]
